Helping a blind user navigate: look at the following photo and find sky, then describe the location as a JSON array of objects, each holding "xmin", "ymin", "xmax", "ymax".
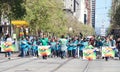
[{"xmin": 95, "ymin": 0, "xmax": 112, "ymax": 29}]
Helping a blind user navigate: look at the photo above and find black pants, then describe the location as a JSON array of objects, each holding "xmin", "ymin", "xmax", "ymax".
[
  {"xmin": 55, "ymin": 50, "xmax": 60, "ymax": 57},
  {"xmin": 79, "ymin": 50, "xmax": 83, "ymax": 57},
  {"xmin": 60, "ymin": 51, "xmax": 66, "ymax": 59},
  {"xmin": 42, "ymin": 55, "xmax": 47, "ymax": 59},
  {"xmin": 72, "ymin": 49, "xmax": 76, "ymax": 58},
  {"xmin": 35, "ymin": 51, "xmax": 39, "ymax": 57},
  {"xmin": 68, "ymin": 50, "xmax": 72, "ymax": 57}
]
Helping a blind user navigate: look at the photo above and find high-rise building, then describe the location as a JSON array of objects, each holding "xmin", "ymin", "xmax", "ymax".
[
  {"xmin": 91, "ymin": 0, "xmax": 96, "ymax": 28},
  {"xmin": 85, "ymin": 0, "xmax": 92, "ymax": 25}
]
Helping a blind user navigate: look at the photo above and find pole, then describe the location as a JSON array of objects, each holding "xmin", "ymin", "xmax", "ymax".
[{"xmin": 77, "ymin": 47, "xmax": 79, "ymax": 58}]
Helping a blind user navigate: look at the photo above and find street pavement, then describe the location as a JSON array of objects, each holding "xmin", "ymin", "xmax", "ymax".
[{"xmin": 0, "ymin": 53, "xmax": 120, "ymax": 72}]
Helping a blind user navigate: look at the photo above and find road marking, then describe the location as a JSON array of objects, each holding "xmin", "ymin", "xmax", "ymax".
[
  {"xmin": 50, "ymin": 58, "xmax": 73, "ymax": 72},
  {"xmin": 0, "ymin": 57, "xmax": 21, "ymax": 63},
  {"xmin": 0, "ymin": 58, "xmax": 36, "ymax": 72},
  {"xmin": 83, "ymin": 61, "xmax": 89, "ymax": 72}
]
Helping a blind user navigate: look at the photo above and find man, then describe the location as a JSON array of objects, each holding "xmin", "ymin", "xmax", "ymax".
[
  {"xmin": 40, "ymin": 34, "xmax": 49, "ymax": 59},
  {"xmin": 59, "ymin": 35, "xmax": 67, "ymax": 59}
]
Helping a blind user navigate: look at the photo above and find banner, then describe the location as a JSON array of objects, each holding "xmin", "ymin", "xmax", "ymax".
[
  {"xmin": 38, "ymin": 46, "xmax": 51, "ymax": 56},
  {"xmin": 102, "ymin": 47, "xmax": 115, "ymax": 57},
  {"xmin": 83, "ymin": 49, "xmax": 96, "ymax": 60},
  {"xmin": 1, "ymin": 41, "xmax": 17, "ymax": 52}
]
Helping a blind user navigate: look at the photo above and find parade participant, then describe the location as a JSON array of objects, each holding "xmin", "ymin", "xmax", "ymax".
[
  {"xmin": 50, "ymin": 39, "xmax": 57, "ymax": 57},
  {"xmin": 116, "ymin": 38, "xmax": 120, "ymax": 60},
  {"xmin": 89, "ymin": 35, "xmax": 96, "ymax": 47},
  {"xmin": 102, "ymin": 37, "xmax": 111, "ymax": 61},
  {"xmin": 67, "ymin": 39, "xmax": 73, "ymax": 58},
  {"xmin": 31, "ymin": 38, "xmax": 37, "ymax": 56},
  {"xmin": 20, "ymin": 38, "xmax": 29, "ymax": 57},
  {"xmin": 35, "ymin": 38, "xmax": 40, "ymax": 58},
  {"xmin": 78, "ymin": 38, "xmax": 84, "ymax": 58},
  {"xmin": 95, "ymin": 38, "xmax": 103, "ymax": 59},
  {"xmin": 26, "ymin": 37, "xmax": 32, "ymax": 56},
  {"xmin": 86, "ymin": 42, "xmax": 94, "ymax": 49},
  {"xmin": 103, "ymin": 37, "xmax": 111, "ymax": 46},
  {"xmin": 40, "ymin": 34, "xmax": 49, "ymax": 59},
  {"xmin": 40, "ymin": 35, "xmax": 49, "ymax": 46},
  {"xmin": 55, "ymin": 40, "xmax": 61, "ymax": 57},
  {"xmin": 5, "ymin": 34, "xmax": 13, "ymax": 59},
  {"xmin": 59, "ymin": 35, "xmax": 68, "ymax": 59},
  {"xmin": 72, "ymin": 37, "xmax": 78, "ymax": 58},
  {"xmin": 109, "ymin": 36, "xmax": 116, "ymax": 47},
  {"xmin": 83, "ymin": 38, "xmax": 89, "ymax": 48}
]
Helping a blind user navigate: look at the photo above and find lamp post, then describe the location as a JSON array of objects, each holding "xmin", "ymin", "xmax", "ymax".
[
  {"xmin": 68, "ymin": 27, "xmax": 73, "ymax": 36},
  {"xmin": 69, "ymin": 27, "xmax": 73, "ymax": 32}
]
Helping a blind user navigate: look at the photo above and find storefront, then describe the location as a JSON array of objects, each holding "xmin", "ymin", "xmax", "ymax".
[{"xmin": 11, "ymin": 20, "xmax": 29, "ymax": 39}]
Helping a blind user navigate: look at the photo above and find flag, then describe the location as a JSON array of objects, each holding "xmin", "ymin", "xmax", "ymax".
[
  {"xmin": 102, "ymin": 47, "xmax": 115, "ymax": 57},
  {"xmin": 83, "ymin": 49, "xmax": 96, "ymax": 60},
  {"xmin": 38, "ymin": 46, "xmax": 51, "ymax": 56}
]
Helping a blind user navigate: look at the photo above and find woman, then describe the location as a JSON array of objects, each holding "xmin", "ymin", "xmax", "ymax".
[
  {"xmin": 5, "ymin": 35, "xmax": 13, "ymax": 59},
  {"xmin": 102, "ymin": 37, "xmax": 111, "ymax": 61}
]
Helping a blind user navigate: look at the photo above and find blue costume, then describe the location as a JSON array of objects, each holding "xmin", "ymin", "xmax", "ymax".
[
  {"xmin": 72, "ymin": 40, "xmax": 78, "ymax": 58},
  {"xmin": 32, "ymin": 40, "xmax": 38, "ymax": 56},
  {"xmin": 20, "ymin": 39, "xmax": 29, "ymax": 57},
  {"xmin": 67, "ymin": 41, "xmax": 73, "ymax": 57},
  {"xmin": 50, "ymin": 41, "xmax": 57, "ymax": 57}
]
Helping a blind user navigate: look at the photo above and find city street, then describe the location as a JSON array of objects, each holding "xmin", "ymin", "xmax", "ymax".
[
  {"xmin": 0, "ymin": 53, "xmax": 120, "ymax": 72},
  {"xmin": 0, "ymin": 0, "xmax": 120, "ymax": 72}
]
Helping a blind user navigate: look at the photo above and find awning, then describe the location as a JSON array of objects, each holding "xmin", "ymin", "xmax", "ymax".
[{"xmin": 11, "ymin": 20, "xmax": 29, "ymax": 26}]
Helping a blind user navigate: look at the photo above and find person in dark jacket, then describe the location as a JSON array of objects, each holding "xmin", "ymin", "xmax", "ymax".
[{"xmin": 116, "ymin": 38, "xmax": 120, "ymax": 60}]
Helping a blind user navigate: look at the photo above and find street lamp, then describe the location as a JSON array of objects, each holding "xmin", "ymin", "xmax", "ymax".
[{"xmin": 69, "ymin": 27, "xmax": 73, "ymax": 32}]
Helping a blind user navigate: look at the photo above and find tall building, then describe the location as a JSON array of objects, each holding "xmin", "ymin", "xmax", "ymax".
[
  {"xmin": 85, "ymin": 0, "xmax": 92, "ymax": 25},
  {"xmin": 63, "ymin": 0, "xmax": 96, "ymax": 28},
  {"xmin": 91, "ymin": 0, "xmax": 96, "ymax": 28}
]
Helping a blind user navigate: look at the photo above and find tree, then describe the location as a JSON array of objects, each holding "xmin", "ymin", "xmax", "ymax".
[
  {"xmin": 112, "ymin": 5, "xmax": 120, "ymax": 27},
  {"xmin": 0, "ymin": 0, "xmax": 26, "ymax": 20},
  {"xmin": 108, "ymin": 0, "xmax": 120, "ymax": 38},
  {"xmin": 110, "ymin": 0, "xmax": 120, "ymax": 28},
  {"xmin": 65, "ymin": 14, "xmax": 95, "ymax": 37},
  {"xmin": 24, "ymin": 0, "xmax": 67, "ymax": 36}
]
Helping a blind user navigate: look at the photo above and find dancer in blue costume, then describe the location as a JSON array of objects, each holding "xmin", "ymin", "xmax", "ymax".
[
  {"xmin": 40, "ymin": 35, "xmax": 49, "ymax": 59},
  {"xmin": 67, "ymin": 39, "xmax": 73, "ymax": 57},
  {"xmin": 31, "ymin": 39, "xmax": 38, "ymax": 56},
  {"xmin": 78, "ymin": 38, "xmax": 85, "ymax": 58},
  {"xmin": 59, "ymin": 35, "xmax": 68, "ymax": 59},
  {"xmin": 72, "ymin": 37, "xmax": 78, "ymax": 58},
  {"xmin": 20, "ymin": 38, "xmax": 28, "ymax": 57},
  {"xmin": 50, "ymin": 39, "xmax": 57, "ymax": 57}
]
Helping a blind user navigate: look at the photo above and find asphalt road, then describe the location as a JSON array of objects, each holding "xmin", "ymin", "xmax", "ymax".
[{"xmin": 0, "ymin": 53, "xmax": 120, "ymax": 72}]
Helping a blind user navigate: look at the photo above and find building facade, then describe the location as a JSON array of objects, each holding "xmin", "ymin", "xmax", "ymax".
[
  {"xmin": 63, "ymin": 0, "xmax": 96, "ymax": 28},
  {"xmin": 63, "ymin": 0, "xmax": 87, "ymax": 24},
  {"xmin": 85, "ymin": 0, "xmax": 92, "ymax": 25}
]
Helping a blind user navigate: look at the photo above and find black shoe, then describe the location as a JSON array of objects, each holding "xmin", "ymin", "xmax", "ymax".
[
  {"xmin": 105, "ymin": 57, "xmax": 108, "ymax": 61},
  {"xmin": 102, "ymin": 57, "xmax": 104, "ymax": 59},
  {"xmin": 8, "ymin": 57, "xmax": 11, "ymax": 60}
]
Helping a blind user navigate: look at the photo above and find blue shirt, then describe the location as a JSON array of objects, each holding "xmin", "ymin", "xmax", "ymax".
[{"xmin": 50, "ymin": 42, "xmax": 57, "ymax": 50}]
